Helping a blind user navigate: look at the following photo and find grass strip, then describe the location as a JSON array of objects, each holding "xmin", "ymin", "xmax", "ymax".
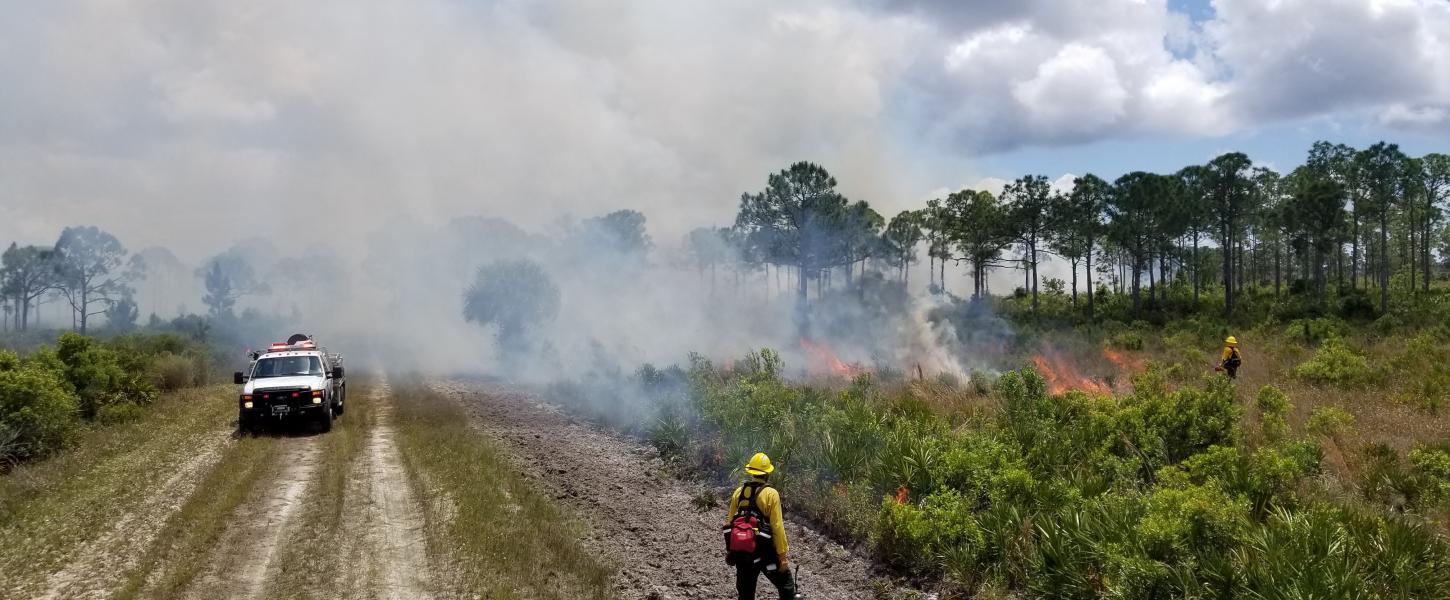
[
  {"xmin": 390, "ymin": 375, "xmax": 615, "ymax": 599},
  {"xmin": 264, "ymin": 381, "xmax": 374, "ymax": 598},
  {"xmin": 113, "ymin": 431, "xmax": 282, "ymax": 599},
  {"xmin": 0, "ymin": 385, "xmax": 235, "ymax": 592}
]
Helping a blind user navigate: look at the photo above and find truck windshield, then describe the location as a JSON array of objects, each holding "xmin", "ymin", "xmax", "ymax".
[{"xmin": 253, "ymin": 356, "xmax": 324, "ymax": 378}]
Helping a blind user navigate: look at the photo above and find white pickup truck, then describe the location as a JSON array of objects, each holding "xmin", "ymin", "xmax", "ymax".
[{"xmin": 234, "ymin": 335, "xmax": 346, "ymax": 432}]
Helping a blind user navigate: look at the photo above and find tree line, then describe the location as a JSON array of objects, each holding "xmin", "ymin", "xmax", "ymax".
[
  {"xmin": 1, "ymin": 227, "xmax": 143, "ymax": 334},
  {"xmin": 1, "ymin": 226, "xmax": 270, "ymax": 335},
  {"xmin": 698, "ymin": 141, "xmax": 1450, "ymax": 319}
]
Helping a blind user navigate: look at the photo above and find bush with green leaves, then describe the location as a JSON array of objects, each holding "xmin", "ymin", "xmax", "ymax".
[
  {"xmin": 1409, "ymin": 443, "xmax": 1450, "ymax": 508},
  {"xmin": 1305, "ymin": 405, "xmax": 1356, "ymax": 437},
  {"xmin": 0, "ymin": 332, "xmax": 210, "ymax": 468},
  {"xmin": 1136, "ymin": 482, "xmax": 1250, "ymax": 561},
  {"xmin": 873, "ymin": 489, "xmax": 985, "ymax": 578},
  {"xmin": 1255, "ymin": 385, "xmax": 1291, "ymax": 442},
  {"xmin": 149, "ymin": 352, "xmax": 204, "ymax": 391},
  {"xmin": 97, "ymin": 401, "xmax": 146, "ymax": 425},
  {"xmin": 0, "ymin": 359, "xmax": 80, "ymax": 462},
  {"xmin": 1294, "ymin": 336, "xmax": 1376, "ymax": 387}
]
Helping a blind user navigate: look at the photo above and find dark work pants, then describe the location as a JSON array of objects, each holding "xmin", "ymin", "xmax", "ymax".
[{"xmin": 736, "ymin": 560, "xmax": 797, "ymax": 599}]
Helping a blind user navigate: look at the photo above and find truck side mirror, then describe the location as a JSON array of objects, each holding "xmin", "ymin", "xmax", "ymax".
[
  {"xmin": 332, "ymin": 366, "xmax": 345, "ymax": 379},
  {"xmin": 234, "ymin": 371, "xmax": 246, "ymax": 385}
]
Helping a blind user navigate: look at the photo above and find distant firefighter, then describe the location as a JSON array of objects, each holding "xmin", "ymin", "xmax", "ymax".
[{"xmin": 1218, "ymin": 336, "xmax": 1242, "ymax": 379}]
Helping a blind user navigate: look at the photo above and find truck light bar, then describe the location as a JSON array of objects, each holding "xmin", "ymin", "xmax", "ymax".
[{"xmin": 265, "ymin": 340, "xmax": 319, "ymax": 353}]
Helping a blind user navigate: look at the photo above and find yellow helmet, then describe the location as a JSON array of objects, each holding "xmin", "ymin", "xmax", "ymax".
[
  {"xmin": 1225, "ymin": 336, "xmax": 1238, "ymax": 345},
  {"xmin": 744, "ymin": 452, "xmax": 775, "ymax": 476}
]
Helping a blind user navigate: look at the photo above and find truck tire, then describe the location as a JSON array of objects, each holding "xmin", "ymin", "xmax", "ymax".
[
  {"xmin": 239, "ymin": 413, "xmax": 258, "ymax": 435},
  {"xmin": 317, "ymin": 403, "xmax": 333, "ymax": 433},
  {"xmin": 334, "ymin": 386, "xmax": 346, "ymax": 416}
]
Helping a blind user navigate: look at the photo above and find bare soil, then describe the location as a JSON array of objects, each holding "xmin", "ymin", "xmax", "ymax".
[
  {"xmin": 433, "ymin": 377, "xmax": 896, "ymax": 600},
  {"xmin": 348, "ymin": 380, "xmax": 434, "ymax": 599},
  {"xmin": 180, "ymin": 434, "xmax": 323, "ymax": 600},
  {"xmin": 35, "ymin": 427, "xmax": 235, "ymax": 600}
]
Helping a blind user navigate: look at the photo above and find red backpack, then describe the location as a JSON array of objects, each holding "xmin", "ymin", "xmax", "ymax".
[{"xmin": 724, "ymin": 482, "xmax": 772, "ymax": 564}]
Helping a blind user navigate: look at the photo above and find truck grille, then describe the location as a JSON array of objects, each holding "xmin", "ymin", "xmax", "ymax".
[{"xmin": 254, "ymin": 387, "xmax": 312, "ymax": 408}]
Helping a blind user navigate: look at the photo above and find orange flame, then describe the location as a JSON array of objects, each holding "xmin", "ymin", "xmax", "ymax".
[
  {"xmin": 800, "ymin": 338, "xmax": 871, "ymax": 378},
  {"xmin": 1102, "ymin": 348, "xmax": 1144, "ymax": 372},
  {"xmin": 895, "ymin": 486, "xmax": 910, "ymax": 505},
  {"xmin": 1031, "ymin": 352, "xmax": 1111, "ymax": 396}
]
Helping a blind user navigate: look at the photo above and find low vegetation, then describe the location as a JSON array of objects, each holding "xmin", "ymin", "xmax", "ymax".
[
  {"xmin": 390, "ymin": 377, "xmax": 614, "ymax": 599},
  {"xmin": 0, "ymin": 332, "xmax": 213, "ymax": 467},
  {"xmin": 576, "ymin": 352, "xmax": 1444, "ymax": 598}
]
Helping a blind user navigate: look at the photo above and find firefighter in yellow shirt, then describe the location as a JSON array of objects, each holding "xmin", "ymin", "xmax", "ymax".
[
  {"xmin": 724, "ymin": 453, "xmax": 797, "ymax": 599},
  {"xmin": 1219, "ymin": 336, "xmax": 1242, "ymax": 379}
]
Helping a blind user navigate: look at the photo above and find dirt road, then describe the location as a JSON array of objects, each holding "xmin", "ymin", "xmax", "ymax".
[
  {"xmin": 2, "ymin": 381, "xmax": 442, "ymax": 600},
  {"xmin": 434, "ymin": 377, "xmax": 896, "ymax": 600}
]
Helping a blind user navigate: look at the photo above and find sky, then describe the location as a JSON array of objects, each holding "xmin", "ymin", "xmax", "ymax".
[{"xmin": 2, "ymin": 0, "xmax": 1449, "ymax": 262}]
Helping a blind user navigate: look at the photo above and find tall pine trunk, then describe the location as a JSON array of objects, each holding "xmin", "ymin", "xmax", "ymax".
[
  {"xmin": 1086, "ymin": 249, "xmax": 1095, "ymax": 319},
  {"xmin": 1380, "ymin": 212, "xmax": 1390, "ymax": 313},
  {"xmin": 1351, "ymin": 209, "xmax": 1360, "ymax": 290}
]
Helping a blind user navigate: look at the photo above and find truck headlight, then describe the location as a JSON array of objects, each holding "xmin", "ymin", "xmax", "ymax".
[
  {"xmin": 312, "ymin": 397, "xmax": 323, "ymax": 404},
  {"xmin": 243, "ymin": 401, "xmax": 254, "ymax": 409}
]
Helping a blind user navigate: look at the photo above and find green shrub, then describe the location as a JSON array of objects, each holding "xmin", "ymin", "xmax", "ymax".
[
  {"xmin": 1399, "ymin": 373, "xmax": 1448, "ymax": 413},
  {"xmin": 873, "ymin": 489, "xmax": 985, "ymax": 578},
  {"xmin": 1409, "ymin": 443, "xmax": 1450, "ymax": 507},
  {"xmin": 0, "ymin": 362, "xmax": 80, "ymax": 462},
  {"xmin": 55, "ymin": 332, "xmax": 128, "ymax": 417},
  {"xmin": 1282, "ymin": 317, "xmax": 1347, "ymax": 344},
  {"xmin": 1255, "ymin": 385, "xmax": 1291, "ymax": 442},
  {"xmin": 1109, "ymin": 330, "xmax": 1144, "ymax": 351},
  {"xmin": 97, "ymin": 401, "xmax": 146, "ymax": 425},
  {"xmin": 0, "ymin": 349, "xmax": 18, "ymax": 371},
  {"xmin": 1136, "ymin": 483, "xmax": 1249, "ymax": 561},
  {"xmin": 1305, "ymin": 406, "xmax": 1356, "ymax": 438},
  {"xmin": 1119, "ymin": 374, "xmax": 1241, "ymax": 468},
  {"xmin": 150, "ymin": 352, "xmax": 201, "ymax": 391},
  {"xmin": 1294, "ymin": 337, "xmax": 1375, "ymax": 387},
  {"xmin": 1337, "ymin": 291, "xmax": 1377, "ymax": 320},
  {"xmin": 1360, "ymin": 444, "xmax": 1419, "ymax": 510}
]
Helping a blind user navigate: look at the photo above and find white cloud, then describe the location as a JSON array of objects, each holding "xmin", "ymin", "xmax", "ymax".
[
  {"xmin": 1206, "ymin": 0, "xmax": 1450, "ymax": 121},
  {"xmin": 1378, "ymin": 103, "xmax": 1450, "ymax": 128},
  {"xmin": 903, "ymin": 0, "xmax": 1235, "ymax": 150},
  {"xmin": 1012, "ymin": 43, "xmax": 1130, "ymax": 137},
  {"xmin": 884, "ymin": 0, "xmax": 1450, "ymax": 150}
]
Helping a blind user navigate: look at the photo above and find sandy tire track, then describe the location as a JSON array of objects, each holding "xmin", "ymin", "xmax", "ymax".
[
  {"xmin": 338, "ymin": 379, "xmax": 434, "ymax": 600},
  {"xmin": 433, "ymin": 377, "xmax": 892, "ymax": 600},
  {"xmin": 182, "ymin": 434, "xmax": 323, "ymax": 600},
  {"xmin": 33, "ymin": 427, "xmax": 235, "ymax": 600}
]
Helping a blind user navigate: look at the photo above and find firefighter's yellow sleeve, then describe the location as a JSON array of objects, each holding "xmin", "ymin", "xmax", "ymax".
[
  {"xmin": 1221, "ymin": 347, "xmax": 1234, "ymax": 361},
  {"xmin": 723, "ymin": 484, "xmax": 789, "ymax": 557},
  {"xmin": 757, "ymin": 487, "xmax": 789, "ymax": 557}
]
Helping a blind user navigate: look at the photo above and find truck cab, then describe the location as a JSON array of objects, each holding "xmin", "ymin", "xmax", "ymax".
[{"xmin": 235, "ymin": 337, "xmax": 346, "ymax": 432}]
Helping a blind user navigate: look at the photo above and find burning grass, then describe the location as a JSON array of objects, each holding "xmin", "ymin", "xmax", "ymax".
[{"xmin": 800, "ymin": 337, "xmax": 872, "ymax": 379}]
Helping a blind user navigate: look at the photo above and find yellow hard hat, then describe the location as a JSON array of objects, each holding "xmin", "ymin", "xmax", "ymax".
[
  {"xmin": 1225, "ymin": 336, "xmax": 1238, "ymax": 345},
  {"xmin": 744, "ymin": 452, "xmax": 775, "ymax": 476}
]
